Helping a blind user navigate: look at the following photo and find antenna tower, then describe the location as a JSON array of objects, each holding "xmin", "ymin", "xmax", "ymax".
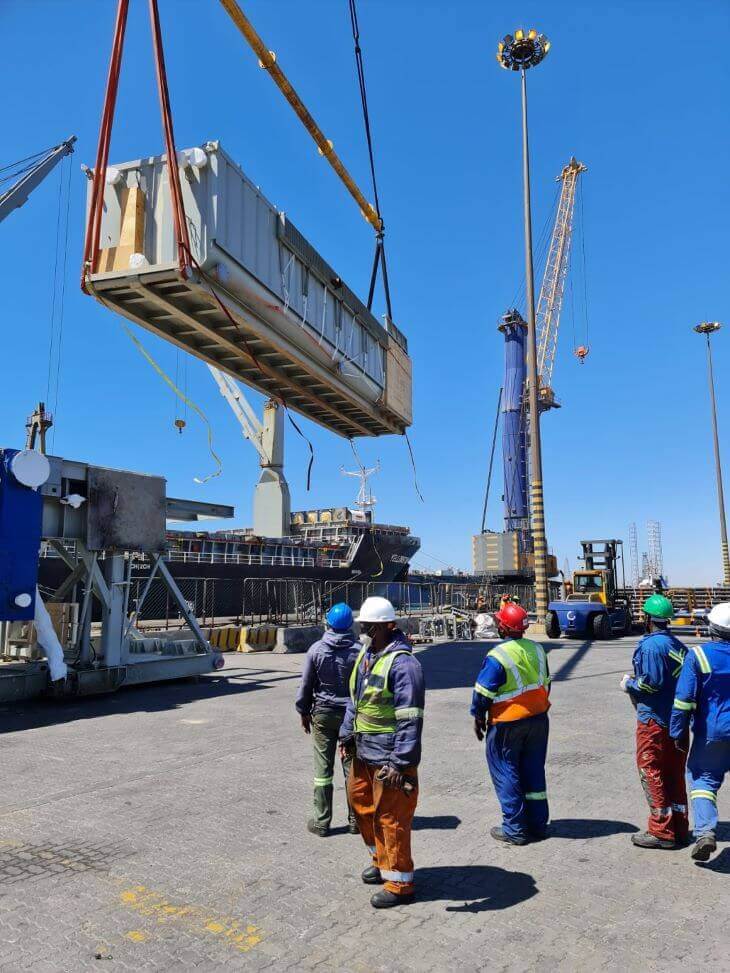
[{"xmin": 647, "ymin": 520, "xmax": 663, "ymax": 580}]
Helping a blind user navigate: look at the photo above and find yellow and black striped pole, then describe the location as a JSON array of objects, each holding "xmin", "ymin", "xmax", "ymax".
[{"xmin": 520, "ymin": 66, "xmax": 550, "ymax": 621}]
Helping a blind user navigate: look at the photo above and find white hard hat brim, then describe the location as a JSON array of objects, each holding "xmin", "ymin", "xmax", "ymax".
[
  {"xmin": 356, "ymin": 596, "xmax": 397, "ymax": 623},
  {"xmin": 708, "ymin": 602, "xmax": 730, "ymax": 631}
]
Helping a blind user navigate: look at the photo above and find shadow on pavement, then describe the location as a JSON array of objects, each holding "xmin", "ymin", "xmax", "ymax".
[
  {"xmin": 326, "ymin": 825, "xmax": 353, "ymax": 837},
  {"xmin": 0, "ymin": 669, "xmax": 299, "ymax": 734},
  {"xmin": 415, "ymin": 864, "xmax": 537, "ymax": 912},
  {"xmin": 551, "ymin": 641, "xmax": 593, "ymax": 682},
  {"xmin": 697, "ymin": 847, "xmax": 730, "ymax": 874},
  {"xmin": 416, "ymin": 641, "xmax": 488, "ymax": 691},
  {"xmin": 416, "ymin": 638, "xmax": 598, "ymax": 692},
  {"xmin": 412, "ymin": 815, "xmax": 461, "ymax": 831},
  {"xmin": 548, "ymin": 818, "xmax": 639, "ymax": 838}
]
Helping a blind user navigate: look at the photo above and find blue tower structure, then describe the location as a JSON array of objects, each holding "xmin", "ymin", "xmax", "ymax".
[{"xmin": 498, "ymin": 310, "xmax": 529, "ymax": 535}]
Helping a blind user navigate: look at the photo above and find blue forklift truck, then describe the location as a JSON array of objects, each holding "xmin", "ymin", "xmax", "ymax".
[{"xmin": 546, "ymin": 539, "xmax": 633, "ymax": 640}]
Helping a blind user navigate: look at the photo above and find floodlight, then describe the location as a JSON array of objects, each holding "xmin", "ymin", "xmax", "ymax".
[{"xmin": 496, "ymin": 29, "xmax": 550, "ymax": 71}]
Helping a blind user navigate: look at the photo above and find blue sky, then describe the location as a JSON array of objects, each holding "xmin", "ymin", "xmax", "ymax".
[{"xmin": 1, "ymin": 0, "xmax": 728, "ymax": 584}]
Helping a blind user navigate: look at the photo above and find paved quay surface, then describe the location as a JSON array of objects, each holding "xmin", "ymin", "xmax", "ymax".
[{"xmin": 0, "ymin": 635, "xmax": 727, "ymax": 972}]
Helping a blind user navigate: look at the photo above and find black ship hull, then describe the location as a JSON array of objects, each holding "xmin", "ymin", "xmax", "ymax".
[{"xmin": 38, "ymin": 524, "xmax": 420, "ymax": 622}]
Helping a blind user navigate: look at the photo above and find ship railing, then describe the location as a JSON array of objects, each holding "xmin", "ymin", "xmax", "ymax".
[{"xmin": 157, "ymin": 552, "xmax": 350, "ymax": 568}]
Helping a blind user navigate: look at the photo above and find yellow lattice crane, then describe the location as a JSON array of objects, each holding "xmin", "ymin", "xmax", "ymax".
[{"xmin": 535, "ymin": 157, "xmax": 587, "ymax": 411}]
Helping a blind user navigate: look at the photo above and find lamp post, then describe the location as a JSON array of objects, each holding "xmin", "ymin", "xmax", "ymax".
[
  {"xmin": 497, "ymin": 29, "xmax": 551, "ymax": 620},
  {"xmin": 694, "ymin": 322, "xmax": 730, "ymax": 584}
]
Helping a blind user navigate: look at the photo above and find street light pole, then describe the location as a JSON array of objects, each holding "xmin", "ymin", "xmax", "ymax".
[
  {"xmin": 497, "ymin": 29, "xmax": 551, "ymax": 620},
  {"xmin": 520, "ymin": 68, "xmax": 549, "ymax": 620},
  {"xmin": 695, "ymin": 322, "xmax": 730, "ymax": 584}
]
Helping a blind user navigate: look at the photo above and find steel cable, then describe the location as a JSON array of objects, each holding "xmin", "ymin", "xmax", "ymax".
[{"xmin": 348, "ymin": 0, "xmax": 393, "ymax": 319}]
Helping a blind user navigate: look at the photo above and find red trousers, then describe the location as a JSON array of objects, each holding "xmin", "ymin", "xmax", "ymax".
[
  {"xmin": 636, "ymin": 719, "xmax": 689, "ymax": 841},
  {"xmin": 348, "ymin": 757, "xmax": 418, "ymax": 895}
]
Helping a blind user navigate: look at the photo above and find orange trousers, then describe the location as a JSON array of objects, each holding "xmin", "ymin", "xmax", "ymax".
[{"xmin": 347, "ymin": 757, "xmax": 418, "ymax": 895}]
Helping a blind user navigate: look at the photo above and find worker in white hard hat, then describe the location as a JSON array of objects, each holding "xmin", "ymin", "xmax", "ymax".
[
  {"xmin": 670, "ymin": 601, "xmax": 730, "ymax": 862},
  {"xmin": 339, "ymin": 596, "xmax": 425, "ymax": 908}
]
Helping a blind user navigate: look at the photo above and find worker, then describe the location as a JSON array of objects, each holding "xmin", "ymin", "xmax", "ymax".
[
  {"xmin": 670, "ymin": 602, "xmax": 730, "ymax": 862},
  {"xmin": 339, "ymin": 596, "xmax": 425, "ymax": 908},
  {"xmin": 295, "ymin": 602, "xmax": 360, "ymax": 837},
  {"xmin": 471, "ymin": 602, "xmax": 551, "ymax": 845},
  {"xmin": 620, "ymin": 594, "xmax": 689, "ymax": 850}
]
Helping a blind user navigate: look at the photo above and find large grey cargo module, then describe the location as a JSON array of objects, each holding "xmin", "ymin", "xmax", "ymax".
[{"xmin": 84, "ymin": 141, "xmax": 412, "ymax": 438}]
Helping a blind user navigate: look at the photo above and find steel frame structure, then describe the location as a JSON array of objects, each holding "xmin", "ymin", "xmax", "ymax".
[{"xmin": 535, "ymin": 157, "xmax": 587, "ymax": 408}]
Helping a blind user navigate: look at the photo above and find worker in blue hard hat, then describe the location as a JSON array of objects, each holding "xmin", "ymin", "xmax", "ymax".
[
  {"xmin": 670, "ymin": 602, "xmax": 730, "ymax": 862},
  {"xmin": 295, "ymin": 602, "xmax": 361, "ymax": 836}
]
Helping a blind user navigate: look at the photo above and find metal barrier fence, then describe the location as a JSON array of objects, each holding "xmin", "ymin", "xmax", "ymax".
[
  {"xmin": 243, "ymin": 578, "xmax": 322, "ymax": 626},
  {"xmin": 125, "ymin": 574, "xmax": 559, "ymax": 630}
]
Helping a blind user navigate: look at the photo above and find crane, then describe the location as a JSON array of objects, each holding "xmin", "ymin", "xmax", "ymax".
[
  {"xmin": 535, "ymin": 156, "xmax": 587, "ymax": 411},
  {"xmin": 0, "ymin": 136, "xmax": 76, "ymax": 224},
  {"xmin": 476, "ymin": 156, "xmax": 587, "ymax": 578},
  {"xmin": 207, "ymin": 366, "xmax": 291, "ymax": 538}
]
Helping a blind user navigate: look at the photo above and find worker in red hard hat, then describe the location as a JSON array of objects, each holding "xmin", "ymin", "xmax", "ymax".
[{"xmin": 470, "ymin": 601, "xmax": 552, "ymax": 844}]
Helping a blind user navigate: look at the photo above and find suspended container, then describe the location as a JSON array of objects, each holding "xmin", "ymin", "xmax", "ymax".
[{"xmin": 83, "ymin": 141, "xmax": 412, "ymax": 438}]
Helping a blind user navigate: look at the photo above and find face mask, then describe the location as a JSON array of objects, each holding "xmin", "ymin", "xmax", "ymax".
[{"xmin": 360, "ymin": 633, "xmax": 373, "ymax": 652}]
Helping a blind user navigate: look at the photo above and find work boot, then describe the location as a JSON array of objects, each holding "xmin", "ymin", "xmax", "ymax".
[
  {"xmin": 490, "ymin": 826, "xmax": 528, "ymax": 846},
  {"xmin": 631, "ymin": 832, "xmax": 676, "ymax": 850},
  {"xmin": 348, "ymin": 820, "xmax": 360, "ymax": 835},
  {"xmin": 370, "ymin": 889, "xmax": 414, "ymax": 909},
  {"xmin": 306, "ymin": 819, "xmax": 328, "ymax": 837},
  {"xmin": 690, "ymin": 834, "xmax": 717, "ymax": 862},
  {"xmin": 361, "ymin": 866, "xmax": 383, "ymax": 885}
]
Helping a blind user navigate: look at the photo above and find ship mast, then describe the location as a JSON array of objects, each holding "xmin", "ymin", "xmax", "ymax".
[{"xmin": 340, "ymin": 461, "xmax": 380, "ymax": 520}]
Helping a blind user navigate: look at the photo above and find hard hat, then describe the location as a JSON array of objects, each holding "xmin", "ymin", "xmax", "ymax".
[
  {"xmin": 642, "ymin": 594, "xmax": 674, "ymax": 621},
  {"xmin": 357, "ymin": 596, "xmax": 397, "ymax": 623},
  {"xmin": 708, "ymin": 602, "xmax": 730, "ymax": 636},
  {"xmin": 326, "ymin": 602, "xmax": 353, "ymax": 632},
  {"xmin": 494, "ymin": 602, "xmax": 530, "ymax": 635}
]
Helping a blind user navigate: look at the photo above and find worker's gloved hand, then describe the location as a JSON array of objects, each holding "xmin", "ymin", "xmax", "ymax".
[
  {"xmin": 473, "ymin": 716, "xmax": 487, "ymax": 741},
  {"xmin": 300, "ymin": 714, "xmax": 311, "ymax": 734},
  {"xmin": 376, "ymin": 765, "xmax": 404, "ymax": 790},
  {"xmin": 620, "ymin": 674, "xmax": 632, "ymax": 693},
  {"xmin": 339, "ymin": 737, "xmax": 355, "ymax": 760},
  {"xmin": 674, "ymin": 732, "xmax": 690, "ymax": 753}
]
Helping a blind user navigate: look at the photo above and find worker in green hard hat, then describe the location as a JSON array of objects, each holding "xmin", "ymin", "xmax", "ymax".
[{"xmin": 620, "ymin": 594, "xmax": 690, "ymax": 850}]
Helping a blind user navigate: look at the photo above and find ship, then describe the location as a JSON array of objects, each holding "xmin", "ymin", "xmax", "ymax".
[
  {"xmin": 38, "ymin": 502, "xmax": 420, "ymax": 621},
  {"xmin": 161, "ymin": 505, "xmax": 419, "ymax": 584}
]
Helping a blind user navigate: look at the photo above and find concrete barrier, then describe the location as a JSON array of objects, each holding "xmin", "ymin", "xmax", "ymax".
[
  {"xmin": 208, "ymin": 625, "xmax": 240, "ymax": 651},
  {"xmin": 238, "ymin": 624, "xmax": 278, "ymax": 653},
  {"xmin": 273, "ymin": 625, "xmax": 324, "ymax": 654},
  {"xmin": 212, "ymin": 617, "xmax": 423, "ymax": 655}
]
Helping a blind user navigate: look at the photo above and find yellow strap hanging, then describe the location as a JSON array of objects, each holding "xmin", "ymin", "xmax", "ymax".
[{"xmin": 121, "ymin": 324, "xmax": 222, "ymax": 483}]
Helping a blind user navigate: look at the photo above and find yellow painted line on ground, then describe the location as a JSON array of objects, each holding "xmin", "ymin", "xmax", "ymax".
[{"xmin": 119, "ymin": 886, "xmax": 262, "ymax": 953}]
